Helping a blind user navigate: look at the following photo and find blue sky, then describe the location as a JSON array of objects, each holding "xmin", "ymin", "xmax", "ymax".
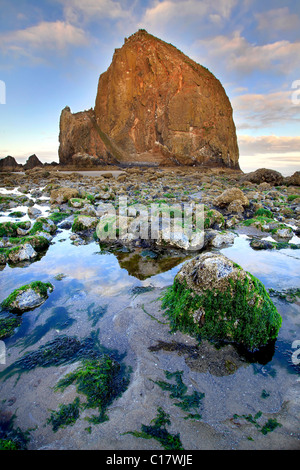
[{"xmin": 0, "ymin": 0, "xmax": 299, "ymax": 175}]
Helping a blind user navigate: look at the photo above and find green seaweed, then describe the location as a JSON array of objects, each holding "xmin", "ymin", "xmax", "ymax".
[
  {"xmin": 47, "ymin": 397, "xmax": 81, "ymax": 432},
  {"xmin": 0, "ymin": 331, "xmax": 103, "ymax": 382},
  {"xmin": 233, "ymin": 412, "xmax": 282, "ymax": 436},
  {"xmin": 53, "ymin": 355, "xmax": 131, "ymax": 424},
  {"xmin": 0, "ymin": 413, "xmax": 31, "ymax": 450},
  {"xmin": 0, "ymin": 313, "xmax": 22, "ymax": 339},
  {"xmin": 87, "ymin": 302, "xmax": 108, "ymax": 327},
  {"xmin": 153, "ymin": 370, "xmax": 204, "ymax": 419},
  {"xmin": 124, "ymin": 407, "xmax": 183, "ymax": 450}
]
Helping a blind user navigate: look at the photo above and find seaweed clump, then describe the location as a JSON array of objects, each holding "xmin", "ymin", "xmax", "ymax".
[
  {"xmin": 52, "ymin": 355, "xmax": 131, "ymax": 426},
  {"xmin": 124, "ymin": 407, "xmax": 183, "ymax": 450},
  {"xmin": 153, "ymin": 370, "xmax": 204, "ymax": 420}
]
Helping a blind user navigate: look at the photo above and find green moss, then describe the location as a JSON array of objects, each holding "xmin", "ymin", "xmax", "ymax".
[
  {"xmin": 1, "ymin": 281, "xmax": 53, "ymax": 311},
  {"xmin": 124, "ymin": 407, "xmax": 183, "ymax": 450},
  {"xmin": 287, "ymin": 194, "xmax": 300, "ymax": 202},
  {"xmin": 29, "ymin": 218, "xmax": 48, "ymax": 235},
  {"xmin": 242, "ymin": 216, "xmax": 274, "ymax": 228},
  {"xmin": 0, "ymin": 221, "xmax": 26, "ymax": 238},
  {"xmin": 254, "ymin": 208, "xmax": 274, "ymax": 219},
  {"xmin": 0, "ymin": 439, "xmax": 20, "ymax": 450},
  {"xmin": 204, "ymin": 209, "xmax": 224, "ymax": 229},
  {"xmin": 8, "ymin": 235, "xmax": 50, "ymax": 252},
  {"xmin": 48, "ymin": 212, "xmax": 69, "ymax": 223},
  {"xmin": 8, "ymin": 211, "xmax": 26, "ymax": 218},
  {"xmin": 0, "ymin": 331, "xmax": 104, "ymax": 382},
  {"xmin": 161, "ymin": 275, "xmax": 282, "ymax": 352}
]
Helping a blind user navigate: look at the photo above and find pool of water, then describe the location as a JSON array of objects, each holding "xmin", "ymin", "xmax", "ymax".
[{"xmin": 0, "ymin": 188, "xmax": 299, "ymax": 450}]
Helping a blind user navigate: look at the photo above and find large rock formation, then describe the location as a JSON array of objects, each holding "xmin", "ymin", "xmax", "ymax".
[
  {"xmin": 0, "ymin": 156, "xmax": 21, "ymax": 171},
  {"xmin": 23, "ymin": 154, "xmax": 44, "ymax": 170},
  {"xmin": 59, "ymin": 29, "xmax": 240, "ymax": 169}
]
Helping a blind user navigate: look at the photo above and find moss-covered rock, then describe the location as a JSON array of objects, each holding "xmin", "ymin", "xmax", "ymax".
[
  {"xmin": 1, "ymin": 281, "xmax": 54, "ymax": 313},
  {"xmin": 161, "ymin": 252, "xmax": 282, "ymax": 351},
  {"xmin": 72, "ymin": 215, "xmax": 98, "ymax": 233}
]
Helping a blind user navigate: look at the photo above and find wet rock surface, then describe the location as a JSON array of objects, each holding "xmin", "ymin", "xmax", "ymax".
[{"xmin": 0, "ymin": 166, "xmax": 299, "ymax": 450}]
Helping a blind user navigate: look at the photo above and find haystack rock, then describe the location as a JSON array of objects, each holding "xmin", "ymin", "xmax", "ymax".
[{"xmin": 59, "ymin": 29, "xmax": 240, "ymax": 169}]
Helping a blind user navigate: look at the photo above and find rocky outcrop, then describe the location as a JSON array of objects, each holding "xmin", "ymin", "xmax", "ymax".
[
  {"xmin": 59, "ymin": 29, "xmax": 240, "ymax": 169},
  {"xmin": 23, "ymin": 154, "xmax": 44, "ymax": 170},
  {"xmin": 0, "ymin": 156, "xmax": 21, "ymax": 171},
  {"xmin": 241, "ymin": 168, "xmax": 284, "ymax": 186}
]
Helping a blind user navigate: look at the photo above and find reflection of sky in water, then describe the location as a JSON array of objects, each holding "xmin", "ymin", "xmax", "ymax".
[
  {"xmin": 0, "ymin": 228, "xmax": 184, "ymax": 302},
  {"xmin": 221, "ymin": 235, "xmax": 300, "ymax": 290},
  {"xmin": 1, "ymin": 226, "xmax": 299, "ymax": 304}
]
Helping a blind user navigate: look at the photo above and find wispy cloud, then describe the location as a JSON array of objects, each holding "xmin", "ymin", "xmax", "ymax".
[
  {"xmin": 194, "ymin": 31, "xmax": 300, "ymax": 76},
  {"xmin": 0, "ymin": 21, "xmax": 89, "ymax": 61},
  {"xmin": 255, "ymin": 7, "xmax": 300, "ymax": 33},
  {"xmin": 139, "ymin": 0, "xmax": 238, "ymax": 35},
  {"xmin": 238, "ymin": 135, "xmax": 300, "ymax": 155},
  {"xmin": 233, "ymin": 91, "xmax": 300, "ymax": 130},
  {"xmin": 238, "ymin": 135, "xmax": 300, "ymax": 175},
  {"xmin": 59, "ymin": 0, "xmax": 132, "ymax": 24}
]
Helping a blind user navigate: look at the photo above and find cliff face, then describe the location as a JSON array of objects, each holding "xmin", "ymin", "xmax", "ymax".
[{"xmin": 59, "ymin": 30, "xmax": 240, "ymax": 169}]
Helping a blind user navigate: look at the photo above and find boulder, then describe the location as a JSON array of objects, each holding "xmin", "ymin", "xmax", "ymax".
[
  {"xmin": 242, "ymin": 168, "xmax": 284, "ymax": 186},
  {"xmin": 214, "ymin": 187, "xmax": 249, "ymax": 209},
  {"xmin": 72, "ymin": 215, "xmax": 98, "ymax": 232},
  {"xmin": 161, "ymin": 252, "xmax": 282, "ymax": 351},
  {"xmin": 50, "ymin": 187, "xmax": 79, "ymax": 204},
  {"xmin": 1, "ymin": 281, "xmax": 53, "ymax": 313},
  {"xmin": 7, "ymin": 243, "xmax": 37, "ymax": 263}
]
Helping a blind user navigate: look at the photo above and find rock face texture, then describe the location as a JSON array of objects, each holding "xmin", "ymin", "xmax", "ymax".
[{"xmin": 59, "ymin": 29, "xmax": 240, "ymax": 168}]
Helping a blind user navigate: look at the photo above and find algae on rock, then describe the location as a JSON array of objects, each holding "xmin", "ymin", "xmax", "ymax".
[{"xmin": 161, "ymin": 252, "xmax": 282, "ymax": 351}]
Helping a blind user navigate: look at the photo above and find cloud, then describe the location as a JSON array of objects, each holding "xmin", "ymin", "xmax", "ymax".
[
  {"xmin": 139, "ymin": 0, "xmax": 238, "ymax": 35},
  {"xmin": 60, "ymin": 0, "xmax": 132, "ymax": 23},
  {"xmin": 232, "ymin": 91, "xmax": 300, "ymax": 130},
  {"xmin": 255, "ymin": 7, "xmax": 300, "ymax": 33},
  {"xmin": 238, "ymin": 135, "xmax": 300, "ymax": 155},
  {"xmin": 194, "ymin": 31, "xmax": 300, "ymax": 76},
  {"xmin": 237, "ymin": 135, "xmax": 300, "ymax": 175},
  {"xmin": 0, "ymin": 21, "xmax": 89, "ymax": 59}
]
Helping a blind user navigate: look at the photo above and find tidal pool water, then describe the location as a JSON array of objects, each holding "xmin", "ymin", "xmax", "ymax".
[{"xmin": 0, "ymin": 188, "xmax": 299, "ymax": 450}]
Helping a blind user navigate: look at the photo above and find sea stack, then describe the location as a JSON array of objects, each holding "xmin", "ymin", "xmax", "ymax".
[{"xmin": 59, "ymin": 29, "xmax": 240, "ymax": 169}]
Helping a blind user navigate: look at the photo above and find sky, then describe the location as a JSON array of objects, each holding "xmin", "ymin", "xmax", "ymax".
[{"xmin": 0, "ymin": 0, "xmax": 299, "ymax": 175}]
